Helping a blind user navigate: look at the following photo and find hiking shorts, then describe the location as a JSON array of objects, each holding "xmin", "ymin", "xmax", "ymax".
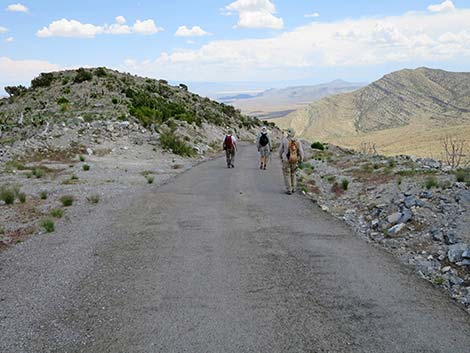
[{"xmin": 259, "ymin": 146, "xmax": 271, "ymax": 157}]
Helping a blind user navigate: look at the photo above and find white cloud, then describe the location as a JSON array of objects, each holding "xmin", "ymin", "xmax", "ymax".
[
  {"xmin": 305, "ymin": 13, "xmax": 320, "ymax": 18},
  {"xmin": 0, "ymin": 57, "xmax": 61, "ymax": 87},
  {"xmin": 175, "ymin": 25, "xmax": 209, "ymax": 37},
  {"xmin": 116, "ymin": 16, "xmax": 127, "ymax": 25},
  {"xmin": 224, "ymin": 0, "xmax": 284, "ymax": 29},
  {"xmin": 6, "ymin": 3, "xmax": 28, "ymax": 12},
  {"xmin": 37, "ymin": 18, "xmax": 163, "ymax": 38},
  {"xmin": 428, "ymin": 0, "xmax": 455, "ymax": 13},
  {"xmin": 5, "ymin": 37, "xmax": 14, "ymax": 43},
  {"xmin": 132, "ymin": 19, "xmax": 162, "ymax": 35},
  {"xmin": 0, "ymin": 26, "xmax": 8, "ymax": 33},
  {"xmin": 122, "ymin": 5, "xmax": 470, "ymax": 82}
]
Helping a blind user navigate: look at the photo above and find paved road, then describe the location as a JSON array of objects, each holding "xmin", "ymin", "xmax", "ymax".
[{"xmin": 1, "ymin": 146, "xmax": 470, "ymax": 353}]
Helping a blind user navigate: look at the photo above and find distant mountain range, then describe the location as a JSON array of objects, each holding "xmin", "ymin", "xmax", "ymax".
[
  {"xmin": 273, "ymin": 67, "xmax": 470, "ymax": 157},
  {"xmin": 217, "ymin": 80, "xmax": 366, "ymax": 119}
]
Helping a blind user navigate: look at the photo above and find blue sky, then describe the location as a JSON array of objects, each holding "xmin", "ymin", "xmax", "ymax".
[{"xmin": 1, "ymin": 0, "xmax": 470, "ymax": 95}]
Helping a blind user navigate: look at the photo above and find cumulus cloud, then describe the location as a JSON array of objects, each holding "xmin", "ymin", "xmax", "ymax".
[
  {"xmin": 175, "ymin": 25, "xmax": 209, "ymax": 37},
  {"xmin": 0, "ymin": 57, "xmax": 61, "ymax": 90},
  {"xmin": 428, "ymin": 0, "xmax": 455, "ymax": 13},
  {"xmin": 6, "ymin": 3, "xmax": 28, "ymax": 12},
  {"xmin": 5, "ymin": 37, "xmax": 14, "ymax": 42},
  {"xmin": 224, "ymin": 0, "xmax": 284, "ymax": 29},
  {"xmin": 115, "ymin": 16, "xmax": 127, "ymax": 25},
  {"xmin": 122, "ymin": 5, "xmax": 470, "ymax": 82},
  {"xmin": 305, "ymin": 13, "xmax": 320, "ymax": 18},
  {"xmin": 37, "ymin": 17, "xmax": 163, "ymax": 38},
  {"xmin": 0, "ymin": 26, "xmax": 8, "ymax": 33}
]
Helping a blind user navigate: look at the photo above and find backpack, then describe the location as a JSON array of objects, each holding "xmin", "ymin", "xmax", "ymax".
[
  {"xmin": 259, "ymin": 133, "xmax": 269, "ymax": 147},
  {"xmin": 287, "ymin": 139, "xmax": 299, "ymax": 165},
  {"xmin": 224, "ymin": 135, "xmax": 234, "ymax": 151}
]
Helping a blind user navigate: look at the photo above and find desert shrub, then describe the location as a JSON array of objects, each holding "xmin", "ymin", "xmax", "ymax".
[
  {"xmin": 31, "ymin": 73, "xmax": 55, "ymax": 88},
  {"xmin": 41, "ymin": 219, "xmax": 55, "ymax": 233},
  {"xmin": 112, "ymin": 98, "xmax": 118, "ymax": 104},
  {"xmin": 82, "ymin": 164, "xmax": 90, "ymax": 171},
  {"xmin": 179, "ymin": 83, "xmax": 188, "ymax": 91},
  {"xmin": 94, "ymin": 67, "xmax": 107, "ymax": 77},
  {"xmin": 146, "ymin": 176, "xmax": 155, "ymax": 184},
  {"xmin": 0, "ymin": 186, "xmax": 16, "ymax": 205},
  {"xmin": 50, "ymin": 208, "xmax": 64, "ymax": 218},
  {"xmin": 60, "ymin": 195, "xmax": 74, "ymax": 207},
  {"xmin": 455, "ymin": 169, "xmax": 469, "ymax": 183},
  {"xmin": 388, "ymin": 159, "xmax": 397, "ymax": 168},
  {"xmin": 57, "ymin": 96, "xmax": 69, "ymax": 105},
  {"xmin": 341, "ymin": 178, "xmax": 349, "ymax": 190},
  {"xmin": 425, "ymin": 176, "xmax": 439, "ymax": 190},
  {"xmin": 40, "ymin": 191, "xmax": 48, "ymax": 200},
  {"xmin": 74, "ymin": 68, "xmax": 93, "ymax": 83},
  {"xmin": 18, "ymin": 193, "xmax": 26, "ymax": 203},
  {"xmin": 71, "ymin": 175, "xmax": 79, "ymax": 180},
  {"xmin": 32, "ymin": 168, "xmax": 45, "ymax": 178},
  {"xmin": 311, "ymin": 141, "xmax": 325, "ymax": 151},
  {"xmin": 79, "ymin": 155, "xmax": 85, "ymax": 162},
  {"xmin": 87, "ymin": 194, "xmax": 100, "ymax": 204},
  {"xmin": 5, "ymin": 85, "xmax": 27, "ymax": 97},
  {"xmin": 159, "ymin": 131, "xmax": 195, "ymax": 157}
]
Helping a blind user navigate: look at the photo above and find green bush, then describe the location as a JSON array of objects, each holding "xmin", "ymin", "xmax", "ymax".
[
  {"xmin": 425, "ymin": 176, "xmax": 439, "ymax": 190},
  {"xmin": 82, "ymin": 164, "xmax": 90, "ymax": 171},
  {"xmin": 112, "ymin": 98, "xmax": 118, "ymax": 104},
  {"xmin": 60, "ymin": 195, "xmax": 74, "ymax": 207},
  {"xmin": 341, "ymin": 179, "xmax": 349, "ymax": 191},
  {"xmin": 57, "ymin": 96, "xmax": 69, "ymax": 105},
  {"xmin": 159, "ymin": 131, "xmax": 195, "ymax": 157},
  {"xmin": 311, "ymin": 141, "xmax": 325, "ymax": 151},
  {"xmin": 0, "ymin": 186, "xmax": 16, "ymax": 205},
  {"xmin": 146, "ymin": 176, "xmax": 155, "ymax": 184},
  {"xmin": 41, "ymin": 219, "xmax": 55, "ymax": 233},
  {"xmin": 18, "ymin": 193, "xmax": 26, "ymax": 203},
  {"xmin": 94, "ymin": 67, "xmax": 108, "ymax": 77},
  {"xmin": 5, "ymin": 85, "xmax": 27, "ymax": 97},
  {"xmin": 71, "ymin": 175, "xmax": 79, "ymax": 180},
  {"xmin": 79, "ymin": 155, "xmax": 85, "ymax": 162},
  {"xmin": 33, "ymin": 168, "xmax": 45, "ymax": 178},
  {"xmin": 51, "ymin": 208, "xmax": 64, "ymax": 218},
  {"xmin": 74, "ymin": 68, "xmax": 93, "ymax": 83},
  {"xmin": 455, "ymin": 169, "xmax": 469, "ymax": 183},
  {"xmin": 31, "ymin": 73, "xmax": 55, "ymax": 88},
  {"xmin": 40, "ymin": 191, "xmax": 48, "ymax": 200}
]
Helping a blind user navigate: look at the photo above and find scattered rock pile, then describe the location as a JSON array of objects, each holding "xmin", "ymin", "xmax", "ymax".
[{"xmin": 297, "ymin": 142, "xmax": 470, "ymax": 311}]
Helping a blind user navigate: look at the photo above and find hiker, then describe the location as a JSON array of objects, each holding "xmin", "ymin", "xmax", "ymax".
[
  {"xmin": 279, "ymin": 128, "xmax": 304, "ymax": 194},
  {"xmin": 223, "ymin": 130, "xmax": 237, "ymax": 168},
  {"xmin": 257, "ymin": 126, "xmax": 272, "ymax": 170}
]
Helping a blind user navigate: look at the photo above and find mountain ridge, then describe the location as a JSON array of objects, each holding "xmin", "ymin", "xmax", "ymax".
[{"xmin": 273, "ymin": 67, "xmax": 470, "ymax": 157}]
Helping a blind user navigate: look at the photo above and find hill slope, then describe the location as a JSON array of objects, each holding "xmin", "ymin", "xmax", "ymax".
[
  {"xmin": 219, "ymin": 80, "xmax": 365, "ymax": 119},
  {"xmin": 274, "ymin": 68, "xmax": 470, "ymax": 157}
]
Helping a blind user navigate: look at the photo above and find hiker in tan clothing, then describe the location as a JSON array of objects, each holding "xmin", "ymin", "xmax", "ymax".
[{"xmin": 279, "ymin": 128, "xmax": 304, "ymax": 194}]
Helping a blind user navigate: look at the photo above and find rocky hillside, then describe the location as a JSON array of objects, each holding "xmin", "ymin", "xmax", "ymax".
[
  {"xmin": 274, "ymin": 68, "xmax": 470, "ymax": 157},
  {"xmin": 220, "ymin": 80, "xmax": 365, "ymax": 119},
  {"xmin": 0, "ymin": 67, "xmax": 270, "ymax": 250},
  {"xmin": 297, "ymin": 142, "xmax": 470, "ymax": 312}
]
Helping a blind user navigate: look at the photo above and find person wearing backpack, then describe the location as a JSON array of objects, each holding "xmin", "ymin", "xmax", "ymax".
[
  {"xmin": 223, "ymin": 130, "xmax": 237, "ymax": 168},
  {"xmin": 257, "ymin": 126, "xmax": 272, "ymax": 170},
  {"xmin": 278, "ymin": 128, "xmax": 304, "ymax": 194}
]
